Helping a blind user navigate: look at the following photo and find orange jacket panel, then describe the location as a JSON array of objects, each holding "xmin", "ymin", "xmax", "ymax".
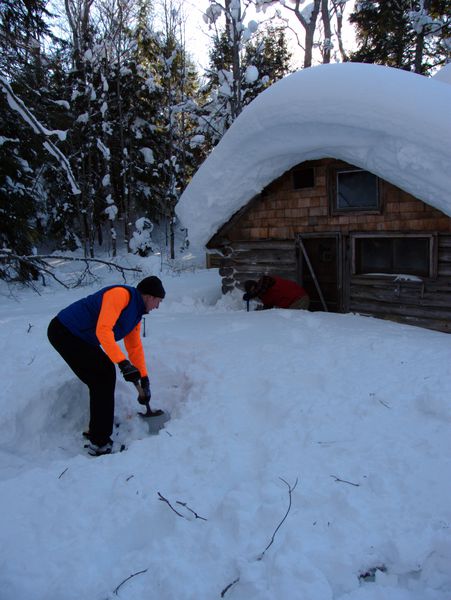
[{"xmin": 95, "ymin": 287, "xmax": 148, "ymax": 377}]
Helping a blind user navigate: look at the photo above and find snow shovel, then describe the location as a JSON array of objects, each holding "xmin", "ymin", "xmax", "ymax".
[{"xmin": 134, "ymin": 382, "xmax": 170, "ymax": 434}]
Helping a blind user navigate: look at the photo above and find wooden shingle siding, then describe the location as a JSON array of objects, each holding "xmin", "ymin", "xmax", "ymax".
[{"xmin": 218, "ymin": 160, "xmax": 450, "ymax": 242}]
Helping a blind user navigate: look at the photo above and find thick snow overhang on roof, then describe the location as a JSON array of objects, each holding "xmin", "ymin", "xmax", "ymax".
[{"xmin": 176, "ymin": 63, "xmax": 451, "ymax": 251}]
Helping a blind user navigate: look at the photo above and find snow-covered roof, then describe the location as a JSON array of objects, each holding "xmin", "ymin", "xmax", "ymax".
[
  {"xmin": 432, "ymin": 62, "xmax": 451, "ymax": 84},
  {"xmin": 176, "ymin": 62, "xmax": 451, "ymax": 250}
]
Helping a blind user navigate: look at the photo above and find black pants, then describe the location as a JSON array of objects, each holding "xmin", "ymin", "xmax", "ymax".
[{"xmin": 47, "ymin": 317, "xmax": 116, "ymax": 446}]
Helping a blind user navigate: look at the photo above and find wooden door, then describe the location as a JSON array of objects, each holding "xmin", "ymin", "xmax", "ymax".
[{"xmin": 296, "ymin": 233, "xmax": 343, "ymax": 312}]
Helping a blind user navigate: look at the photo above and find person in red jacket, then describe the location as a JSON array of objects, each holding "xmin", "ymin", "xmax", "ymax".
[
  {"xmin": 47, "ymin": 276, "xmax": 165, "ymax": 456},
  {"xmin": 243, "ymin": 275, "xmax": 310, "ymax": 310}
]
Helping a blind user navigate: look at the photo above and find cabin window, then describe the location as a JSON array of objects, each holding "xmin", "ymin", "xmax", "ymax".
[
  {"xmin": 334, "ymin": 169, "xmax": 379, "ymax": 212},
  {"xmin": 352, "ymin": 234, "xmax": 435, "ymax": 278},
  {"xmin": 293, "ymin": 167, "xmax": 315, "ymax": 189}
]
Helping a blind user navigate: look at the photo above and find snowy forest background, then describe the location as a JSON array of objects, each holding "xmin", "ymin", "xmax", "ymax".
[{"xmin": 1, "ymin": 0, "xmax": 450, "ymax": 283}]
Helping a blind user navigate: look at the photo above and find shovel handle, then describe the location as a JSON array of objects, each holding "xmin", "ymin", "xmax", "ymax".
[
  {"xmin": 134, "ymin": 381, "xmax": 146, "ymax": 400},
  {"xmin": 133, "ymin": 382, "xmax": 164, "ymax": 418},
  {"xmin": 134, "ymin": 382, "xmax": 161, "ymax": 417},
  {"xmin": 134, "ymin": 381, "xmax": 150, "ymax": 413}
]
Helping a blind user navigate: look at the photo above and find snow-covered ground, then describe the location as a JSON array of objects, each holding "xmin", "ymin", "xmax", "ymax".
[{"xmin": 0, "ymin": 255, "xmax": 450, "ymax": 600}]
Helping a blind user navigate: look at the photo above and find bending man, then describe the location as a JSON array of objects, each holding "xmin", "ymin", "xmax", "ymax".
[
  {"xmin": 243, "ymin": 275, "xmax": 309, "ymax": 310},
  {"xmin": 47, "ymin": 276, "xmax": 165, "ymax": 456}
]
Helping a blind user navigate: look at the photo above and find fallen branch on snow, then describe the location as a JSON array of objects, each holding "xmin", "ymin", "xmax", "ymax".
[
  {"xmin": 57, "ymin": 467, "xmax": 69, "ymax": 479},
  {"xmin": 0, "ymin": 253, "xmax": 141, "ymax": 289},
  {"xmin": 157, "ymin": 492, "xmax": 207, "ymax": 521},
  {"xmin": 330, "ymin": 475, "xmax": 360, "ymax": 487},
  {"xmin": 220, "ymin": 477, "xmax": 299, "ymax": 597},
  {"xmin": 113, "ymin": 568, "xmax": 148, "ymax": 596},
  {"xmin": 176, "ymin": 500, "xmax": 208, "ymax": 521}
]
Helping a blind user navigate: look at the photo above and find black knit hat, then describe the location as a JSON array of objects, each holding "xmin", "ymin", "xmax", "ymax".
[{"xmin": 137, "ymin": 276, "xmax": 166, "ymax": 298}]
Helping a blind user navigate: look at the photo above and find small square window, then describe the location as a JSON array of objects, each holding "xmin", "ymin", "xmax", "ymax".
[
  {"xmin": 336, "ymin": 169, "xmax": 379, "ymax": 212},
  {"xmin": 293, "ymin": 168, "xmax": 315, "ymax": 189}
]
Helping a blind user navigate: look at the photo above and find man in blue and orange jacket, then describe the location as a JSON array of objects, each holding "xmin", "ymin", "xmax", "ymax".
[{"xmin": 47, "ymin": 276, "xmax": 165, "ymax": 456}]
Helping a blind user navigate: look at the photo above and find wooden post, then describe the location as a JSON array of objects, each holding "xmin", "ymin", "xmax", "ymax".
[{"xmin": 297, "ymin": 237, "xmax": 329, "ymax": 312}]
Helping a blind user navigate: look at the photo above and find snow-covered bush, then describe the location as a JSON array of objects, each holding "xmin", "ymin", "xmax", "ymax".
[{"xmin": 129, "ymin": 217, "xmax": 154, "ymax": 257}]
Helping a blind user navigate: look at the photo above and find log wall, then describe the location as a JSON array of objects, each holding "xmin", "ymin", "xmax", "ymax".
[{"xmin": 347, "ymin": 235, "xmax": 451, "ymax": 332}]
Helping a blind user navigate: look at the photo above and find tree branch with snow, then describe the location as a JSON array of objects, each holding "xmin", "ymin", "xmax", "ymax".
[
  {"xmin": 0, "ymin": 253, "xmax": 141, "ymax": 289},
  {"xmin": 0, "ymin": 77, "xmax": 80, "ymax": 195}
]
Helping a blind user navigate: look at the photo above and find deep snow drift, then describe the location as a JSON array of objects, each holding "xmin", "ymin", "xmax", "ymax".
[
  {"xmin": 176, "ymin": 63, "xmax": 451, "ymax": 251},
  {"xmin": 0, "ymin": 256, "xmax": 450, "ymax": 600}
]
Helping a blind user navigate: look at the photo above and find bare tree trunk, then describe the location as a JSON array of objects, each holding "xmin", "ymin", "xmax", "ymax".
[
  {"xmin": 292, "ymin": 0, "xmax": 322, "ymax": 68},
  {"xmin": 64, "ymin": 0, "xmax": 96, "ymax": 257},
  {"xmin": 64, "ymin": 0, "xmax": 94, "ymax": 70},
  {"xmin": 413, "ymin": 0, "xmax": 431, "ymax": 73},
  {"xmin": 116, "ymin": 67, "xmax": 130, "ymax": 248},
  {"xmin": 225, "ymin": 0, "xmax": 243, "ymax": 119},
  {"xmin": 332, "ymin": 0, "xmax": 349, "ymax": 62},
  {"xmin": 99, "ymin": 70, "xmax": 117, "ymax": 257},
  {"xmin": 321, "ymin": 0, "xmax": 332, "ymax": 63},
  {"xmin": 414, "ymin": 30, "xmax": 425, "ymax": 73}
]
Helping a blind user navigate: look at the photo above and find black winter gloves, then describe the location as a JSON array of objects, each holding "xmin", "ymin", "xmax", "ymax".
[
  {"xmin": 118, "ymin": 360, "xmax": 141, "ymax": 383},
  {"xmin": 139, "ymin": 375, "xmax": 151, "ymax": 405},
  {"xmin": 118, "ymin": 361, "xmax": 151, "ymax": 406}
]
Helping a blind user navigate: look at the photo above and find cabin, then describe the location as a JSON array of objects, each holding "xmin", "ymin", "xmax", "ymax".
[
  {"xmin": 176, "ymin": 63, "xmax": 451, "ymax": 333},
  {"xmin": 207, "ymin": 158, "xmax": 451, "ymax": 331}
]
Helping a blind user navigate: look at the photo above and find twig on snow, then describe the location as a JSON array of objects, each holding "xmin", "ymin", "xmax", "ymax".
[
  {"xmin": 330, "ymin": 475, "xmax": 360, "ymax": 487},
  {"xmin": 157, "ymin": 492, "xmax": 187, "ymax": 518},
  {"xmin": 58, "ymin": 467, "xmax": 69, "ymax": 479},
  {"xmin": 220, "ymin": 477, "xmax": 299, "ymax": 597},
  {"xmin": 176, "ymin": 501, "xmax": 208, "ymax": 521},
  {"xmin": 221, "ymin": 577, "xmax": 240, "ymax": 598},
  {"xmin": 157, "ymin": 492, "xmax": 207, "ymax": 521},
  {"xmin": 113, "ymin": 568, "xmax": 148, "ymax": 596},
  {"xmin": 378, "ymin": 398, "xmax": 391, "ymax": 409},
  {"xmin": 257, "ymin": 477, "xmax": 298, "ymax": 561}
]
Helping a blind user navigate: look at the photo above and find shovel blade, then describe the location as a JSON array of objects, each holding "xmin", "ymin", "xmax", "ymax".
[{"xmin": 139, "ymin": 408, "xmax": 170, "ymax": 434}]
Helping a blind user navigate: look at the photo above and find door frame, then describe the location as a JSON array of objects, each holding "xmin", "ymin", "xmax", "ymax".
[{"xmin": 295, "ymin": 232, "xmax": 345, "ymax": 313}]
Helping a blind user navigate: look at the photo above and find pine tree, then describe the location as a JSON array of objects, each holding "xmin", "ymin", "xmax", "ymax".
[
  {"xmin": 0, "ymin": 92, "xmax": 41, "ymax": 279},
  {"xmin": 0, "ymin": 0, "xmax": 65, "ymax": 278},
  {"xmin": 350, "ymin": 0, "xmax": 450, "ymax": 74},
  {"xmin": 146, "ymin": 0, "xmax": 201, "ymax": 257},
  {"xmin": 244, "ymin": 25, "xmax": 292, "ymax": 103},
  {"xmin": 0, "ymin": 0, "xmax": 53, "ymax": 82}
]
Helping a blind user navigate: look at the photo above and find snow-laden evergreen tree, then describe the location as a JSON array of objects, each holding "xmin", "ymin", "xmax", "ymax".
[
  {"xmin": 127, "ymin": 0, "xmax": 200, "ymax": 258},
  {"xmin": 243, "ymin": 24, "xmax": 292, "ymax": 102},
  {"xmin": 0, "ymin": 91, "xmax": 41, "ymax": 280},
  {"xmin": 0, "ymin": 0, "xmax": 69, "ymax": 278},
  {"xmin": 350, "ymin": 0, "xmax": 450, "ymax": 74}
]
